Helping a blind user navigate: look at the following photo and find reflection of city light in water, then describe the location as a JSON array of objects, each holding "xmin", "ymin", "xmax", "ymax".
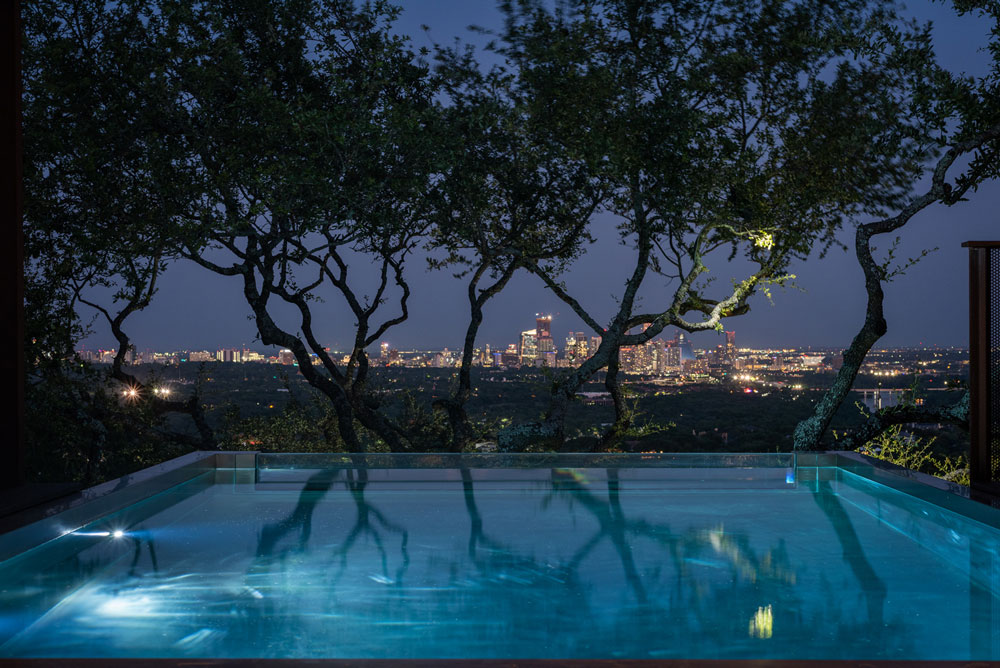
[{"xmin": 749, "ymin": 604, "xmax": 773, "ymax": 638}]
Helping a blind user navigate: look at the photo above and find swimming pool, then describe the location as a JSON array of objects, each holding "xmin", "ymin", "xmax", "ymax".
[{"xmin": 0, "ymin": 452, "xmax": 997, "ymax": 661}]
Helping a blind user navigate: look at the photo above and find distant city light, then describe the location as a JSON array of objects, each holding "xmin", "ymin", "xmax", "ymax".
[{"xmin": 76, "ymin": 326, "xmax": 959, "ymax": 380}]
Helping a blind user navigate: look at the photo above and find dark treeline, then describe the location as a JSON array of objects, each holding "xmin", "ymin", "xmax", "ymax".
[{"xmin": 23, "ymin": 0, "xmax": 999, "ymax": 482}]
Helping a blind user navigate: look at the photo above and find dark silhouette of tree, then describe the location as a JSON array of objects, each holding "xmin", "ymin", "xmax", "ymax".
[
  {"xmin": 427, "ymin": 44, "xmax": 603, "ymax": 451},
  {"xmin": 22, "ymin": 0, "xmax": 999, "ymax": 463},
  {"xmin": 23, "ymin": 0, "xmax": 215, "ymax": 480},
  {"xmin": 794, "ymin": 0, "xmax": 1000, "ymax": 450},
  {"xmin": 490, "ymin": 0, "xmax": 949, "ymax": 450},
  {"xmin": 161, "ymin": 0, "xmax": 445, "ymax": 451}
]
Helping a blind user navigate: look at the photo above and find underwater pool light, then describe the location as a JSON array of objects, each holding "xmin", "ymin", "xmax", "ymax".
[{"xmin": 70, "ymin": 529, "xmax": 127, "ymax": 538}]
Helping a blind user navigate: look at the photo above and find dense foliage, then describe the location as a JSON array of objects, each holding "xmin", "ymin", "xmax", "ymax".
[{"xmin": 21, "ymin": 0, "xmax": 999, "ymax": 481}]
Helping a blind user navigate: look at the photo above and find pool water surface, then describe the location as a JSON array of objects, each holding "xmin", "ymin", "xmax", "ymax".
[{"xmin": 0, "ymin": 458, "xmax": 997, "ymax": 660}]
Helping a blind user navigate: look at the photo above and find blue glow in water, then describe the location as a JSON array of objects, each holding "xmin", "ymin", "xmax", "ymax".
[{"xmin": 0, "ymin": 467, "xmax": 997, "ymax": 661}]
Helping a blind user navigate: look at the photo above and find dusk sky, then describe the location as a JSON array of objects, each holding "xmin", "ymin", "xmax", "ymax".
[{"xmin": 76, "ymin": 1, "xmax": 999, "ymax": 354}]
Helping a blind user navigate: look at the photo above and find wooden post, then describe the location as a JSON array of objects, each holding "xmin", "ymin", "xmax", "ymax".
[
  {"xmin": 3, "ymin": 0, "xmax": 25, "ymax": 491},
  {"xmin": 963, "ymin": 241, "xmax": 1000, "ymax": 505}
]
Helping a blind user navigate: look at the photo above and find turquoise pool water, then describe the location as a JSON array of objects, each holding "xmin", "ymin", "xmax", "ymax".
[{"xmin": 0, "ymin": 458, "xmax": 997, "ymax": 660}]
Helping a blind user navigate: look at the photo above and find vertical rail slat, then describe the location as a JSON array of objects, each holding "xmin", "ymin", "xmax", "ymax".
[
  {"xmin": 4, "ymin": 0, "xmax": 26, "ymax": 491},
  {"xmin": 964, "ymin": 241, "xmax": 1000, "ymax": 506}
]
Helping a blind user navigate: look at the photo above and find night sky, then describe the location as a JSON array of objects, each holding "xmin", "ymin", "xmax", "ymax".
[{"xmin": 76, "ymin": 1, "xmax": 999, "ymax": 354}]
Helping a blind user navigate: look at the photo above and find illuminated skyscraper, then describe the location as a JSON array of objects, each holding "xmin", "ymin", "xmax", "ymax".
[
  {"xmin": 535, "ymin": 314, "xmax": 552, "ymax": 338},
  {"xmin": 527, "ymin": 314, "xmax": 554, "ymax": 366},
  {"xmin": 574, "ymin": 332, "xmax": 587, "ymax": 361},
  {"xmin": 667, "ymin": 345, "xmax": 682, "ymax": 369},
  {"xmin": 502, "ymin": 344, "xmax": 519, "ymax": 367},
  {"xmin": 564, "ymin": 333, "xmax": 577, "ymax": 362},
  {"xmin": 675, "ymin": 330, "xmax": 696, "ymax": 361},
  {"xmin": 538, "ymin": 335, "xmax": 556, "ymax": 367},
  {"xmin": 619, "ymin": 346, "xmax": 636, "ymax": 373},
  {"xmin": 520, "ymin": 329, "xmax": 538, "ymax": 366}
]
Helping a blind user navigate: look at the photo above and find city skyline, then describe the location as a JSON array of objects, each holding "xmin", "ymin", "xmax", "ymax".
[
  {"xmin": 75, "ymin": 286, "xmax": 990, "ymax": 352},
  {"xmin": 77, "ymin": 313, "xmax": 969, "ymax": 362}
]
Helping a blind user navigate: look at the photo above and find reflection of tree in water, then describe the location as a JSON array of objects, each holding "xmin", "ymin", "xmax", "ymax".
[
  {"xmin": 444, "ymin": 467, "xmax": 812, "ymax": 657},
  {"xmin": 252, "ymin": 468, "xmax": 409, "ymax": 580},
  {"xmin": 234, "ymin": 465, "xmax": 912, "ymax": 658},
  {"xmin": 448, "ymin": 466, "xmax": 602, "ymax": 654},
  {"xmin": 255, "ymin": 468, "xmax": 341, "ymax": 558},
  {"xmin": 545, "ymin": 470, "xmax": 801, "ymax": 656},
  {"xmin": 125, "ymin": 530, "xmax": 159, "ymax": 579},
  {"xmin": 555, "ymin": 468, "xmax": 651, "ymax": 604},
  {"xmin": 487, "ymin": 470, "xmax": 911, "ymax": 658},
  {"xmin": 812, "ymin": 480, "xmax": 886, "ymax": 626},
  {"xmin": 804, "ymin": 480, "xmax": 914, "ymax": 658},
  {"xmin": 238, "ymin": 467, "xmax": 412, "ymax": 653},
  {"xmin": 332, "ymin": 468, "xmax": 410, "ymax": 584}
]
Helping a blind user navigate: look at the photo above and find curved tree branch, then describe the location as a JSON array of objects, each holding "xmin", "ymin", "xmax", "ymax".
[
  {"xmin": 837, "ymin": 391, "xmax": 969, "ymax": 450},
  {"xmin": 794, "ymin": 123, "xmax": 1000, "ymax": 450}
]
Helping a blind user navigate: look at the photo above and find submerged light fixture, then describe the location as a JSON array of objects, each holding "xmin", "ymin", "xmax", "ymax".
[{"xmin": 71, "ymin": 529, "xmax": 127, "ymax": 538}]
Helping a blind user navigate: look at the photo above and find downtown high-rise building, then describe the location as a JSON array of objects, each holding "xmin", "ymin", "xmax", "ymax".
[
  {"xmin": 565, "ymin": 334, "xmax": 577, "ymax": 361},
  {"xmin": 564, "ymin": 331, "xmax": 590, "ymax": 364},
  {"xmin": 216, "ymin": 348, "xmax": 241, "ymax": 363},
  {"xmin": 520, "ymin": 314, "xmax": 554, "ymax": 366},
  {"xmin": 536, "ymin": 315, "xmax": 552, "ymax": 337},
  {"xmin": 519, "ymin": 329, "xmax": 538, "ymax": 366},
  {"xmin": 575, "ymin": 332, "xmax": 588, "ymax": 360}
]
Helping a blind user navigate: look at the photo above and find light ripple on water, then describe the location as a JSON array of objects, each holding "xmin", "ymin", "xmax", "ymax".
[{"xmin": 175, "ymin": 628, "xmax": 225, "ymax": 649}]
